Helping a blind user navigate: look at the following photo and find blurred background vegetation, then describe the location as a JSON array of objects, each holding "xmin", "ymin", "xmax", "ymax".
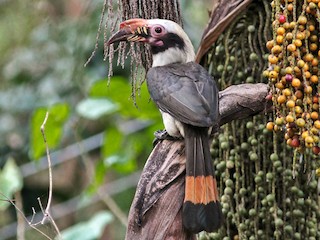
[{"xmin": 0, "ymin": 0, "xmax": 211, "ymax": 239}]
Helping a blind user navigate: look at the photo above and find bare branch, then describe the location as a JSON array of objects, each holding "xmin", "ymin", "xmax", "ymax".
[
  {"xmin": 40, "ymin": 111, "xmax": 62, "ymax": 239},
  {"xmin": 0, "ymin": 193, "xmax": 52, "ymax": 240},
  {"xmin": 14, "ymin": 191, "xmax": 25, "ymax": 240}
]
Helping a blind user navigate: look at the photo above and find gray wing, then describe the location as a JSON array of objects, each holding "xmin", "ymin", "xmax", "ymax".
[{"xmin": 146, "ymin": 62, "xmax": 219, "ymax": 127}]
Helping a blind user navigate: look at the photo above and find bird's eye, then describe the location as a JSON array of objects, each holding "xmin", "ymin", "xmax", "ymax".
[{"xmin": 155, "ymin": 27, "xmax": 162, "ymax": 34}]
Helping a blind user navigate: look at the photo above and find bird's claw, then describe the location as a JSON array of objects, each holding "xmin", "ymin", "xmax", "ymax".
[{"xmin": 152, "ymin": 130, "xmax": 179, "ymax": 147}]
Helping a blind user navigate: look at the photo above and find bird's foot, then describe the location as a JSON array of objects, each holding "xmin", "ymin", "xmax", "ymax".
[{"xmin": 152, "ymin": 130, "xmax": 179, "ymax": 147}]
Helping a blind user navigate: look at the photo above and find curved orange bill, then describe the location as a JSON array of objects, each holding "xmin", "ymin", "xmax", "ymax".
[{"xmin": 107, "ymin": 18, "xmax": 149, "ymax": 45}]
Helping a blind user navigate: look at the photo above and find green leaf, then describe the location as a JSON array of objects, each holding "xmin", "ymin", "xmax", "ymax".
[
  {"xmin": 30, "ymin": 103, "xmax": 70, "ymax": 160},
  {"xmin": 90, "ymin": 78, "xmax": 159, "ymax": 120},
  {"xmin": 60, "ymin": 211, "xmax": 113, "ymax": 240},
  {"xmin": 0, "ymin": 158, "xmax": 23, "ymax": 210},
  {"xmin": 76, "ymin": 98, "xmax": 118, "ymax": 120},
  {"xmin": 104, "ymin": 154, "xmax": 136, "ymax": 173},
  {"xmin": 102, "ymin": 127, "xmax": 123, "ymax": 157},
  {"xmin": 89, "ymin": 76, "xmax": 129, "ymax": 98}
]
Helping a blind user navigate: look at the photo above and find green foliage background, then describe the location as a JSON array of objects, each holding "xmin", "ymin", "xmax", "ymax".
[{"xmin": 0, "ymin": 0, "xmax": 210, "ymax": 239}]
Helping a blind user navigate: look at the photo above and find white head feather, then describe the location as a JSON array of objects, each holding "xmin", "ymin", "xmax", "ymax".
[{"xmin": 147, "ymin": 19, "xmax": 195, "ymax": 67}]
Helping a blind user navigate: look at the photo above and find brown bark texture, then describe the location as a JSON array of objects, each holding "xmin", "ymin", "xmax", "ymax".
[
  {"xmin": 125, "ymin": 83, "xmax": 270, "ymax": 240},
  {"xmin": 195, "ymin": 0, "xmax": 252, "ymax": 63}
]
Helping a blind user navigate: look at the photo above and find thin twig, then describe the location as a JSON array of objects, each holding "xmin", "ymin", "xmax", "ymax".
[
  {"xmin": 0, "ymin": 193, "xmax": 52, "ymax": 239},
  {"xmin": 14, "ymin": 191, "xmax": 25, "ymax": 240},
  {"xmin": 40, "ymin": 111, "xmax": 62, "ymax": 239}
]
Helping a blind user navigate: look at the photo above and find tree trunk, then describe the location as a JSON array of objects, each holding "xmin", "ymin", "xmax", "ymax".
[{"xmin": 126, "ymin": 83, "xmax": 270, "ymax": 239}]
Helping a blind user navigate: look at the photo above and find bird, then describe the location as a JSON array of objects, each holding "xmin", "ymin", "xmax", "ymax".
[{"xmin": 107, "ymin": 18, "xmax": 222, "ymax": 233}]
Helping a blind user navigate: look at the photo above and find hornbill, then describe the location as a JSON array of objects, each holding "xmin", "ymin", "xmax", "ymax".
[{"xmin": 107, "ymin": 18, "xmax": 222, "ymax": 233}]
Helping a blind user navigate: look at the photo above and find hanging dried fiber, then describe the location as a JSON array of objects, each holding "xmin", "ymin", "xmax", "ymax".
[{"xmin": 86, "ymin": 0, "xmax": 182, "ymax": 102}]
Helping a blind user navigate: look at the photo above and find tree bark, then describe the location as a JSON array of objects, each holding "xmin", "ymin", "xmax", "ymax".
[
  {"xmin": 195, "ymin": 0, "xmax": 252, "ymax": 63},
  {"xmin": 125, "ymin": 83, "xmax": 270, "ymax": 240}
]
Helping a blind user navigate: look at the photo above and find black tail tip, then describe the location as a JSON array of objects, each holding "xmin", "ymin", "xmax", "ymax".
[{"xmin": 182, "ymin": 201, "xmax": 223, "ymax": 233}]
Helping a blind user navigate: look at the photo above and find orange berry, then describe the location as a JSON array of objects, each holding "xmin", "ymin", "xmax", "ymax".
[
  {"xmin": 310, "ymin": 43, "xmax": 318, "ymax": 51},
  {"xmin": 289, "ymin": 21, "xmax": 296, "ymax": 29},
  {"xmin": 310, "ymin": 75, "xmax": 318, "ymax": 83},
  {"xmin": 286, "ymin": 114, "xmax": 294, "ymax": 123},
  {"xmin": 266, "ymin": 40, "xmax": 274, "ymax": 50},
  {"xmin": 304, "ymin": 85, "xmax": 313, "ymax": 94},
  {"xmin": 272, "ymin": 45, "xmax": 282, "ymax": 54},
  {"xmin": 298, "ymin": 16, "xmax": 307, "ymax": 25},
  {"xmin": 296, "ymin": 32, "xmax": 305, "ymax": 40},
  {"xmin": 266, "ymin": 122, "xmax": 275, "ymax": 131},
  {"xmin": 311, "ymin": 111, "xmax": 319, "ymax": 120},
  {"xmin": 294, "ymin": 39, "xmax": 302, "ymax": 47},
  {"xmin": 304, "ymin": 71, "xmax": 311, "ymax": 79},
  {"xmin": 295, "ymin": 90, "xmax": 303, "ymax": 99},
  {"xmin": 268, "ymin": 55, "xmax": 278, "ymax": 64},
  {"xmin": 292, "ymin": 78, "xmax": 301, "ymax": 88},
  {"xmin": 287, "ymin": 44, "xmax": 296, "ymax": 52},
  {"xmin": 277, "ymin": 95, "xmax": 286, "ymax": 104},
  {"xmin": 310, "ymin": 34, "xmax": 318, "ymax": 42},
  {"xmin": 282, "ymin": 88, "xmax": 291, "ymax": 96},
  {"xmin": 304, "ymin": 53, "xmax": 314, "ymax": 62},
  {"xmin": 311, "ymin": 58, "xmax": 318, "ymax": 66},
  {"xmin": 309, "ymin": 25, "xmax": 316, "ymax": 32},
  {"xmin": 275, "ymin": 82, "xmax": 285, "ymax": 89},
  {"xmin": 276, "ymin": 35, "xmax": 284, "ymax": 44},
  {"xmin": 277, "ymin": 27, "xmax": 286, "ymax": 35},
  {"xmin": 269, "ymin": 71, "xmax": 279, "ymax": 78},
  {"xmin": 286, "ymin": 32, "xmax": 293, "ymax": 41}
]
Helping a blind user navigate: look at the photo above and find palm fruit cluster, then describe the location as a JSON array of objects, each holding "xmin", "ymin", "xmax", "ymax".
[
  {"xmin": 199, "ymin": 0, "xmax": 320, "ymax": 240},
  {"xmin": 265, "ymin": 0, "xmax": 320, "ymax": 155}
]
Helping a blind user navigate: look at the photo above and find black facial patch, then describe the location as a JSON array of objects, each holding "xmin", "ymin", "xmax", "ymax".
[{"xmin": 150, "ymin": 33, "xmax": 185, "ymax": 54}]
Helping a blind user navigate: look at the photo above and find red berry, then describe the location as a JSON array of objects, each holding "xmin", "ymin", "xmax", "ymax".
[
  {"xmin": 313, "ymin": 146, "xmax": 320, "ymax": 155},
  {"xmin": 290, "ymin": 137, "xmax": 300, "ymax": 148},
  {"xmin": 279, "ymin": 15, "xmax": 286, "ymax": 24}
]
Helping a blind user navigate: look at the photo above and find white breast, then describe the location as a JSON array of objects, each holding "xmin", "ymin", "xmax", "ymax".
[{"xmin": 160, "ymin": 111, "xmax": 185, "ymax": 138}]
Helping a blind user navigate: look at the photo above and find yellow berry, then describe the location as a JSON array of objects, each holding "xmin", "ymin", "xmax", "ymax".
[
  {"xmin": 277, "ymin": 95, "xmax": 286, "ymax": 104},
  {"xmin": 314, "ymin": 120, "xmax": 320, "ymax": 129},
  {"xmin": 286, "ymin": 100, "xmax": 296, "ymax": 108},
  {"xmin": 286, "ymin": 114, "xmax": 294, "ymax": 123},
  {"xmin": 296, "ymin": 118, "xmax": 306, "ymax": 127},
  {"xmin": 287, "ymin": 44, "xmax": 296, "ymax": 52},
  {"xmin": 282, "ymin": 88, "xmax": 291, "ymax": 96},
  {"xmin": 298, "ymin": 16, "xmax": 307, "ymax": 25}
]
